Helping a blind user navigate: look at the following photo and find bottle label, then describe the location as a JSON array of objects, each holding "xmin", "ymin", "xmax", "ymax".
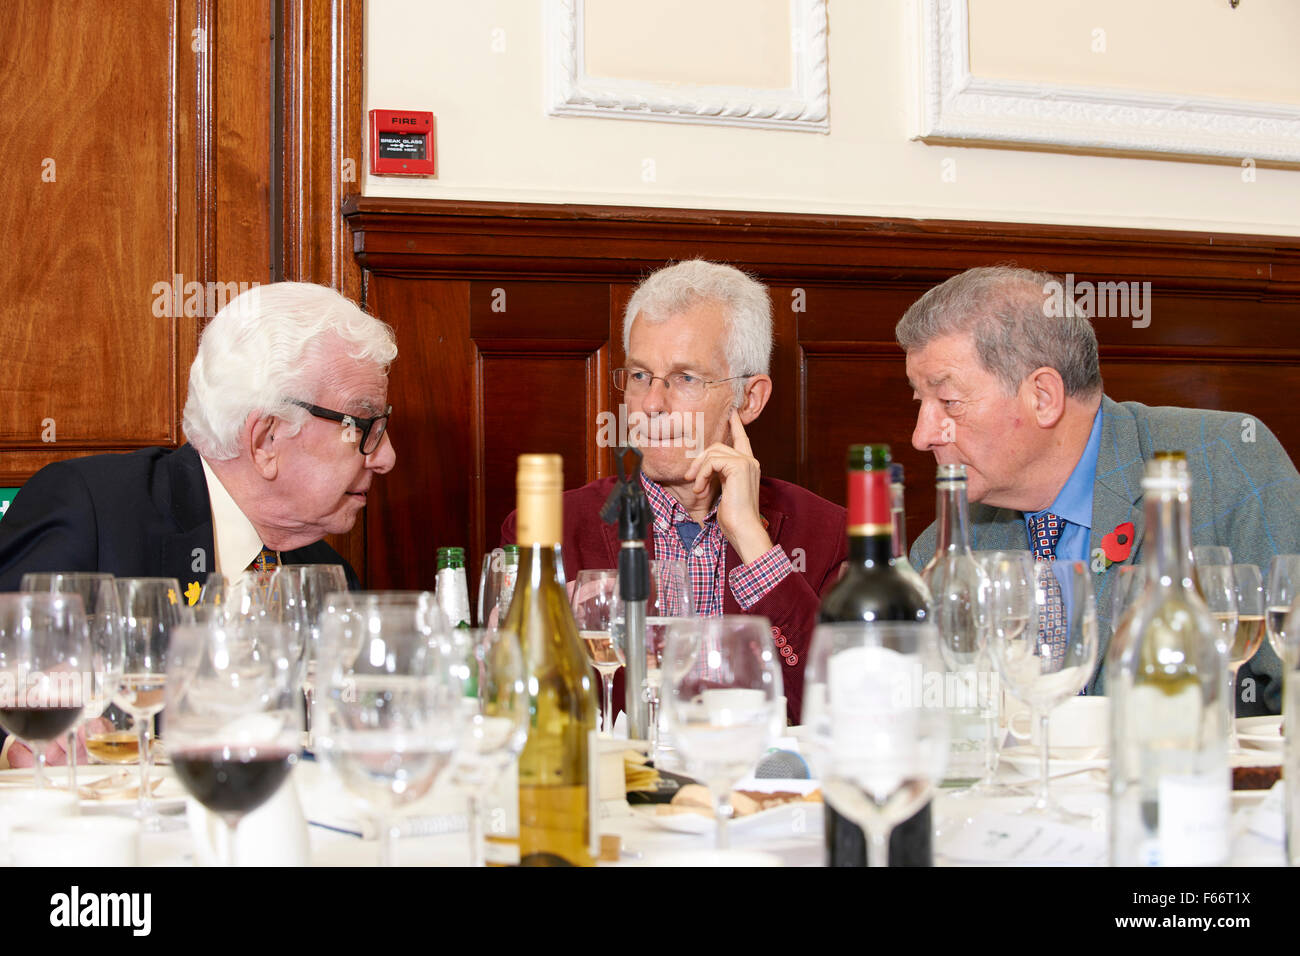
[
  {"xmin": 847, "ymin": 471, "xmax": 891, "ymax": 536},
  {"xmin": 1157, "ymin": 772, "xmax": 1229, "ymax": 866},
  {"xmin": 435, "ymin": 567, "xmax": 471, "ymax": 628}
]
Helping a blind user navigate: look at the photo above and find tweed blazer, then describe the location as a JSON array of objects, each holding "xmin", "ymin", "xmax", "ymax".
[{"xmin": 910, "ymin": 396, "xmax": 1300, "ymax": 713}]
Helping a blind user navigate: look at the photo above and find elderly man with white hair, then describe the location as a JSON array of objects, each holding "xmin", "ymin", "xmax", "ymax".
[
  {"xmin": 502, "ymin": 259, "xmax": 846, "ymax": 723},
  {"xmin": 0, "ymin": 281, "xmax": 397, "ymax": 761}
]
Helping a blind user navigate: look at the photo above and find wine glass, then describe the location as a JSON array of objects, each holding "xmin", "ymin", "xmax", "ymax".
[
  {"xmin": 478, "ymin": 548, "xmax": 520, "ymax": 630},
  {"xmin": 447, "ymin": 627, "xmax": 528, "ymax": 867},
  {"xmin": 804, "ymin": 621, "xmax": 949, "ymax": 868},
  {"xmin": 570, "ymin": 569, "xmax": 623, "ymax": 735},
  {"xmin": 20, "ymin": 573, "xmax": 123, "ymax": 792},
  {"xmin": 1265, "ymin": 555, "xmax": 1300, "ymax": 660},
  {"xmin": 989, "ymin": 560, "xmax": 1099, "ymax": 822},
  {"xmin": 165, "ymin": 617, "xmax": 302, "ymax": 866},
  {"xmin": 115, "ymin": 577, "xmax": 191, "ymax": 830},
  {"xmin": 1193, "ymin": 546, "xmax": 1233, "ymax": 568},
  {"xmin": 1195, "ymin": 564, "xmax": 1240, "ymax": 746},
  {"xmin": 315, "ymin": 591, "xmax": 462, "ymax": 866},
  {"xmin": 0, "ymin": 593, "xmax": 90, "ymax": 789},
  {"xmin": 660, "ymin": 616, "xmax": 782, "ymax": 850},
  {"xmin": 1109, "ymin": 565, "xmax": 1146, "ymax": 640},
  {"xmin": 625, "ymin": 559, "xmax": 692, "ymax": 762},
  {"xmin": 274, "ymin": 565, "xmax": 348, "ymax": 744},
  {"xmin": 967, "ymin": 550, "xmax": 1034, "ymax": 798},
  {"xmin": 1227, "ymin": 565, "xmax": 1266, "ymax": 751}
]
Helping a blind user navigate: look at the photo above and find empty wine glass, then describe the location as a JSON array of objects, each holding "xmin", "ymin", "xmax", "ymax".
[
  {"xmin": 1193, "ymin": 546, "xmax": 1233, "ymax": 568},
  {"xmin": 274, "ymin": 565, "xmax": 348, "ymax": 723},
  {"xmin": 1265, "ymin": 555, "xmax": 1300, "ymax": 660},
  {"xmin": 447, "ymin": 627, "xmax": 528, "ymax": 867},
  {"xmin": 804, "ymin": 621, "xmax": 949, "ymax": 868},
  {"xmin": 1109, "ymin": 565, "xmax": 1146, "ymax": 641},
  {"xmin": 661, "ymin": 616, "xmax": 782, "ymax": 850},
  {"xmin": 20, "ymin": 573, "xmax": 122, "ymax": 793},
  {"xmin": 0, "ymin": 593, "xmax": 90, "ymax": 790},
  {"xmin": 967, "ymin": 550, "xmax": 1034, "ymax": 798},
  {"xmin": 315, "ymin": 591, "xmax": 462, "ymax": 866},
  {"xmin": 166, "ymin": 617, "xmax": 302, "ymax": 866},
  {"xmin": 990, "ymin": 560, "xmax": 1099, "ymax": 822},
  {"xmin": 115, "ymin": 577, "xmax": 191, "ymax": 830},
  {"xmin": 570, "ymin": 569, "xmax": 623, "ymax": 735},
  {"xmin": 478, "ymin": 547, "xmax": 520, "ymax": 630},
  {"xmin": 637, "ymin": 560, "xmax": 692, "ymax": 761}
]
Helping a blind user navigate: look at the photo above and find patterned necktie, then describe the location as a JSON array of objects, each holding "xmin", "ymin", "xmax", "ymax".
[
  {"xmin": 250, "ymin": 547, "xmax": 280, "ymax": 572},
  {"xmin": 1028, "ymin": 512, "xmax": 1067, "ymax": 659}
]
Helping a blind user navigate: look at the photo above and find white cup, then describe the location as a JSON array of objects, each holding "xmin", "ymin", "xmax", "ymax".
[
  {"xmin": 10, "ymin": 816, "xmax": 139, "ymax": 866},
  {"xmin": 1009, "ymin": 695, "xmax": 1109, "ymax": 753},
  {"xmin": 186, "ymin": 776, "xmax": 309, "ymax": 866}
]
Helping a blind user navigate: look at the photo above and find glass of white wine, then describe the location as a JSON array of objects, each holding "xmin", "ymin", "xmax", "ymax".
[
  {"xmin": 1227, "ymin": 565, "xmax": 1266, "ymax": 751},
  {"xmin": 1265, "ymin": 555, "xmax": 1300, "ymax": 660},
  {"xmin": 570, "ymin": 570, "xmax": 622, "ymax": 735},
  {"xmin": 114, "ymin": 577, "xmax": 191, "ymax": 830},
  {"xmin": 804, "ymin": 621, "xmax": 949, "ymax": 868}
]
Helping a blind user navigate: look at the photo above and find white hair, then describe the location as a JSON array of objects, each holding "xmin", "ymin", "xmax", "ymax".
[
  {"xmin": 182, "ymin": 282, "xmax": 397, "ymax": 460},
  {"xmin": 622, "ymin": 260, "xmax": 772, "ymax": 398}
]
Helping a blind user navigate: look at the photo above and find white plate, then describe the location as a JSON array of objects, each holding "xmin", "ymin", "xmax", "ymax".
[
  {"xmin": 997, "ymin": 745, "xmax": 1108, "ymax": 777},
  {"xmin": 634, "ymin": 798, "xmax": 823, "ymax": 836},
  {"xmin": 1237, "ymin": 716, "xmax": 1283, "ymax": 752},
  {"xmin": 0, "ymin": 766, "xmax": 187, "ymax": 813}
]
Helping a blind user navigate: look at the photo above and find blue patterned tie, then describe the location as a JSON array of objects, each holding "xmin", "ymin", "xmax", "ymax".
[{"xmin": 1028, "ymin": 512, "xmax": 1067, "ymax": 660}]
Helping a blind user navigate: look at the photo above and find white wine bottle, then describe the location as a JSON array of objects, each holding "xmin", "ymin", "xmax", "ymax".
[
  {"xmin": 1108, "ymin": 454, "xmax": 1229, "ymax": 866},
  {"xmin": 500, "ymin": 454, "xmax": 598, "ymax": 866}
]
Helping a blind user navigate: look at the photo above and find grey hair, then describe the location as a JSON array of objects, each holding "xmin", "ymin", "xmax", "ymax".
[
  {"xmin": 182, "ymin": 282, "xmax": 397, "ymax": 460},
  {"xmin": 895, "ymin": 266, "xmax": 1102, "ymax": 397},
  {"xmin": 623, "ymin": 260, "xmax": 772, "ymax": 398}
]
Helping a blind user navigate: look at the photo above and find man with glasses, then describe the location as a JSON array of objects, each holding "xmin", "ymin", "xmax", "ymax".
[
  {"xmin": 0, "ymin": 281, "xmax": 396, "ymax": 596},
  {"xmin": 502, "ymin": 259, "xmax": 846, "ymax": 722}
]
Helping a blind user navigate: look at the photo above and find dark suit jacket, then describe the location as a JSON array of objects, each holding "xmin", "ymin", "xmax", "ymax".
[
  {"xmin": 0, "ymin": 443, "xmax": 359, "ymax": 592},
  {"xmin": 0, "ymin": 443, "xmax": 359, "ymax": 752},
  {"xmin": 910, "ymin": 396, "xmax": 1300, "ymax": 714},
  {"xmin": 501, "ymin": 475, "xmax": 847, "ymax": 723}
]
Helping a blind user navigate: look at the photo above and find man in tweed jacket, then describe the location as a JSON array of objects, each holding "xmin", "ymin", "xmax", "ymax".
[{"xmin": 902, "ymin": 267, "xmax": 1300, "ymax": 715}]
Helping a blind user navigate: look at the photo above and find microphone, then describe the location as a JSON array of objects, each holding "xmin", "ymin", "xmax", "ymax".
[
  {"xmin": 600, "ymin": 446, "xmax": 650, "ymax": 740},
  {"xmin": 754, "ymin": 749, "xmax": 812, "ymax": 780}
]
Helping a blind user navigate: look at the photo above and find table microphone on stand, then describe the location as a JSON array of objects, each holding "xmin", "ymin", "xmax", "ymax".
[{"xmin": 601, "ymin": 446, "xmax": 650, "ymax": 741}]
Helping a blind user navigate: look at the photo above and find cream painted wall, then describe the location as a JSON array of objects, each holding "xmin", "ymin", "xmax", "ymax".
[{"xmin": 363, "ymin": 0, "xmax": 1300, "ymax": 236}]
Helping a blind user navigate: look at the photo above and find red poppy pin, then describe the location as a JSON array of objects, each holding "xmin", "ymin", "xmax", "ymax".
[{"xmin": 1101, "ymin": 521, "xmax": 1135, "ymax": 565}]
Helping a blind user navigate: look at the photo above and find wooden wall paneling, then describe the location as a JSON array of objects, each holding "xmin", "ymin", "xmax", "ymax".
[
  {"xmin": 280, "ymin": 0, "xmax": 367, "ymax": 577},
  {"xmin": 362, "ymin": 277, "xmax": 472, "ymax": 590},
  {"xmin": 346, "ymin": 199, "xmax": 1300, "ymax": 584},
  {"xmin": 0, "ymin": 1, "xmax": 180, "ymax": 453}
]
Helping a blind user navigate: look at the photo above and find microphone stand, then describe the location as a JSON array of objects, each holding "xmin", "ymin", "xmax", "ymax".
[{"xmin": 600, "ymin": 447, "xmax": 650, "ymax": 740}]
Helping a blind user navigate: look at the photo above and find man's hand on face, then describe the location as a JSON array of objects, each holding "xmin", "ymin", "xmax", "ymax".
[{"xmin": 683, "ymin": 409, "xmax": 773, "ymax": 564}]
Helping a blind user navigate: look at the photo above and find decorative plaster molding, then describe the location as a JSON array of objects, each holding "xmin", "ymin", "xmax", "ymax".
[
  {"xmin": 916, "ymin": 0, "xmax": 1300, "ymax": 163},
  {"xmin": 545, "ymin": 0, "xmax": 829, "ymax": 132}
]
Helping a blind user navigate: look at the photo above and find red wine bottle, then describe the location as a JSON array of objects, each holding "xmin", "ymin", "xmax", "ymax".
[{"xmin": 819, "ymin": 445, "xmax": 933, "ymax": 867}]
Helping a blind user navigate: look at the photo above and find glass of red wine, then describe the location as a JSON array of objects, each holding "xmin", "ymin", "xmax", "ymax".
[
  {"xmin": 165, "ymin": 617, "xmax": 302, "ymax": 866},
  {"xmin": 0, "ymin": 593, "xmax": 91, "ymax": 789},
  {"xmin": 20, "ymin": 573, "xmax": 123, "ymax": 794}
]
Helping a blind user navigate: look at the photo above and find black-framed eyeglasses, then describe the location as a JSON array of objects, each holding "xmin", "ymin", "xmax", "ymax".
[
  {"xmin": 611, "ymin": 367, "xmax": 752, "ymax": 403},
  {"xmin": 288, "ymin": 400, "xmax": 392, "ymax": 455}
]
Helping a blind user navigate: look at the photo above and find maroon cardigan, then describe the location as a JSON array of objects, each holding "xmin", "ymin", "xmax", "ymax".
[{"xmin": 500, "ymin": 475, "xmax": 847, "ymax": 723}]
